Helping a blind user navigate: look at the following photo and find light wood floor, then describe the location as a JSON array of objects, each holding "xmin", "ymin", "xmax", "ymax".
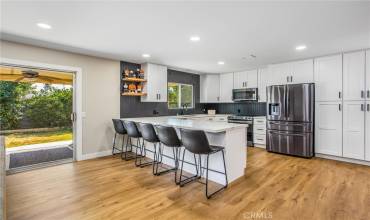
[{"xmin": 6, "ymin": 147, "xmax": 370, "ymax": 220}]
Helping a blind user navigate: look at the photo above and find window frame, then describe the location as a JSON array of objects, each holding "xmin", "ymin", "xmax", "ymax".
[{"xmin": 167, "ymin": 82, "xmax": 194, "ymax": 109}]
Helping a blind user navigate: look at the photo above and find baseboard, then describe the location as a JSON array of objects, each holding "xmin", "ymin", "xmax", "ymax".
[
  {"xmin": 80, "ymin": 150, "xmax": 112, "ymax": 161},
  {"xmin": 316, "ymin": 153, "xmax": 370, "ymax": 166},
  {"xmin": 253, "ymin": 144, "xmax": 266, "ymax": 149}
]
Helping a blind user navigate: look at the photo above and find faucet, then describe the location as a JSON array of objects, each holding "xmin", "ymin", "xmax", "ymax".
[{"xmin": 179, "ymin": 103, "xmax": 189, "ymax": 115}]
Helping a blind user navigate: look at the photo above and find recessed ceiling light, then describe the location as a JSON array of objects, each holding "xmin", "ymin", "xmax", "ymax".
[
  {"xmin": 37, "ymin": 23, "xmax": 52, "ymax": 29},
  {"xmin": 295, "ymin": 45, "xmax": 307, "ymax": 51},
  {"xmin": 142, "ymin": 54, "xmax": 151, "ymax": 58},
  {"xmin": 190, "ymin": 36, "xmax": 200, "ymax": 42},
  {"xmin": 217, "ymin": 61, "xmax": 225, "ymax": 65}
]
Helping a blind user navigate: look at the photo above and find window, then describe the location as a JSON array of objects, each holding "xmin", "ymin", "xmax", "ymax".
[{"xmin": 168, "ymin": 82, "xmax": 193, "ymax": 109}]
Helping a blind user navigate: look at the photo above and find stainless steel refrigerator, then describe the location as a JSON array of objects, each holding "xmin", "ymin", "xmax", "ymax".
[{"xmin": 266, "ymin": 83, "xmax": 314, "ymax": 158}]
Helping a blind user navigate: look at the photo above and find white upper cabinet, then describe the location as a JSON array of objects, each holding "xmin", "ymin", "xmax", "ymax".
[
  {"xmin": 290, "ymin": 59, "xmax": 314, "ymax": 84},
  {"xmin": 246, "ymin": 69, "xmax": 258, "ymax": 88},
  {"xmin": 219, "ymin": 72, "xmax": 234, "ymax": 102},
  {"xmin": 258, "ymin": 68, "xmax": 268, "ymax": 102},
  {"xmin": 267, "ymin": 59, "xmax": 313, "ymax": 85},
  {"xmin": 233, "ymin": 69, "xmax": 258, "ymax": 89},
  {"xmin": 200, "ymin": 74, "xmax": 220, "ymax": 103},
  {"xmin": 314, "ymin": 54, "xmax": 343, "ymax": 102},
  {"xmin": 366, "ymin": 50, "xmax": 370, "ymax": 101},
  {"xmin": 342, "ymin": 101, "xmax": 365, "ymax": 160},
  {"xmin": 141, "ymin": 63, "xmax": 167, "ymax": 102},
  {"xmin": 233, "ymin": 71, "xmax": 247, "ymax": 89},
  {"xmin": 343, "ymin": 51, "xmax": 366, "ymax": 101},
  {"xmin": 268, "ymin": 63, "xmax": 290, "ymax": 85},
  {"xmin": 315, "ymin": 102, "xmax": 343, "ymax": 156}
]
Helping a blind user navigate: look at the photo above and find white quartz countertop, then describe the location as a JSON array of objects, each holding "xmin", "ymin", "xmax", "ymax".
[{"xmin": 120, "ymin": 116, "xmax": 247, "ymax": 133}]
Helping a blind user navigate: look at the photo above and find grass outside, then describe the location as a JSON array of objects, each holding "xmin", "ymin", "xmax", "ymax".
[{"xmin": 4, "ymin": 128, "xmax": 72, "ymax": 148}]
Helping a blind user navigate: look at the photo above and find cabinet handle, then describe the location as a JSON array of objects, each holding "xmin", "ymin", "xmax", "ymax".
[
  {"xmin": 338, "ymin": 91, "xmax": 342, "ymax": 99},
  {"xmin": 339, "ymin": 104, "xmax": 341, "ymax": 111},
  {"xmin": 361, "ymin": 90, "xmax": 364, "ymax": 98},
  {"xmin": 367, "ymin": 104, "xmax": 370, "ymax": 112},
  {"xmin": 290, "ymin": 76, "xmax": 293, "ymax": 82},
  {"xmin": 361, "ymin": 104, "xmax": 365, "ymax": 111},
  {"xmin": 287, "ymin": 76, "xmax": 289, "ymax": 83},
  {"xmin": 367, "ymin": 90, "xmax": 370, "ymax": 98}
]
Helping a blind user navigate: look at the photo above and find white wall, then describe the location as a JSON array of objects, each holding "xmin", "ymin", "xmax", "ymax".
[{"xmin": 0, "ymin": 40, "xmax": 120, "ymax": 156}]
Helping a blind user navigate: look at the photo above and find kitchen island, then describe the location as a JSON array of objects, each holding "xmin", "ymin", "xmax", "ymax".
[{"xmin": 120, "ymin": 116, "xmax": 247, "ymax": 185}]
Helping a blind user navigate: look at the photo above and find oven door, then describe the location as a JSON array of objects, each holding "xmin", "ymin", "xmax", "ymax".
[{"xmin": 232, "ymin": 88, "xmax": 258, "ymax": 101}]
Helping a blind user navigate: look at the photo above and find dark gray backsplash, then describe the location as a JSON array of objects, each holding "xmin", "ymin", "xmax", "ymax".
[
  {"xmin": 202, "ymin": 102, "xmax": 266, "ymax": 116},
  {"xmin": 120, "ymin": 61, "xmax": 266, "ymax": 118}
]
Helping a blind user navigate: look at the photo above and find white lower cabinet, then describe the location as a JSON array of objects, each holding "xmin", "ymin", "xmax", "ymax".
[
  {"xmin": 342, "ymin": 101, "xmax": 365, "ymax": 160},
  {"xmin": 365, "ymin": 101, "xmax": 370, "ymax": 161},
  {"xmin": 315, "ymin": 102, "xmax": 343, "ymax": 156},
  {"xmin": 253, "ymin": 117, "xmax": 266, "ymax": 147}
]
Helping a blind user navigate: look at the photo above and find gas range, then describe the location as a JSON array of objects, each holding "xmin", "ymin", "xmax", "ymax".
[
  {"xmin": 227, "ymin": 115, "xmax": 253, "ymax": 124},
  {"xmin": 227, "ymin": 115, "xmax": 254, "ymax": 146}
]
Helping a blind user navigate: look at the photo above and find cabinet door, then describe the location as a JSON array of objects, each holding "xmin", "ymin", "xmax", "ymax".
[
  {"xmin": 268, "ymin": 63, "xmax": 290, "ymax": 85},
  {"xmin": 366, "ymin": 50, "xmax": 370, "ymax": 101},
  {"xmin": 233, "ymin": 71, "xmax": 247, "ymax": 89},
  {"xmin": 258, "ymin": 68, "xmax": 268, "ymax": 102},
  {"xmin": 219, "ymin": 72, "xmax": 233, "ymax": 102},
  {"xmin": 314, "ymin": 54, "xmax": 343, "ymax": 102},
  {"xmin": 200, "ymin": 74, "xmax": 220, "ymax": 103},
  {"xmin": 343, "ymin": 51, "xmax": 365, "ymax": 101},
  {"xmin": 246, "ymin": 69, "xmax": 258, "ymax": 88},
  {"xmin": 156, "ymin": 64, "xmax": 168, "ymax": 102},
  {"xmin": 366, "ymin": 101, "xmax": 370, "ymax": 161},
  {"xmin": 315, "ymin": 102, "xmax": 343, "ymax": 156},
  {"xmin": 291, "ymin": 59, "xmax": 314, "ymax": 84},
  {"xmin": 343, "ymin": 101, "xmax": 365, "ymax": 160}
]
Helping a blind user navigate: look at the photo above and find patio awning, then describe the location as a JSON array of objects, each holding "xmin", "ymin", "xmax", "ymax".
[{"xmin": 0, "ymin": 65, "xmax": 73, "ymax": 85}]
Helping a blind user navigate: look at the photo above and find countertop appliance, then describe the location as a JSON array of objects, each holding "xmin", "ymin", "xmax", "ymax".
[
  {"xmin": 227, "ymin": 115, "xmax": 253, "ymax": 146},
  {"xmin": 266, "ymin": 83, "xmax": 314, "ymax": 158},
  {"xmin": 232, "ymin": 88, "xmax": 258, "ymax": 102}
]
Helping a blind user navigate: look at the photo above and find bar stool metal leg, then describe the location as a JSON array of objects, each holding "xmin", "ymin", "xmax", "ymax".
[
  {"xmin": 121, "ymin": 135, "xmax": 135, "ymax": 161},
  {"xmin": 179, "ymin": 149, "xmax": 201, "ymax": 187},
  {"xmin": 205, "ymin": 150, "xmax": 228, "ymax": 199}
]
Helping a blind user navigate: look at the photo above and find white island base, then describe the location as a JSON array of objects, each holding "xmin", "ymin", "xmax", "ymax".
[{"xmin": 121, "ymin": 117, "xmax": 247, "ymax": 185}]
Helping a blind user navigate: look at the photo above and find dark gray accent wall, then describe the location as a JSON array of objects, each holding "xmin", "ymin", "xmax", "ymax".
[{"xmin": 120, "ymin": 61, "xmax": 204, "ymax": 118}]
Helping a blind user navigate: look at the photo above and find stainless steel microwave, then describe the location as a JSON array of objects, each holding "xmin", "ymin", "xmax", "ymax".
[{"xmin": 232, "ymin": 88, "xmax": 258, "ymax": 101}]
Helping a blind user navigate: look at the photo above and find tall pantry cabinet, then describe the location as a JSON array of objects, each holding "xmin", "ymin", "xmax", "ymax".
[{"xmin": 315, "ymin": 50, "xmax": 370, "ymax": 162}]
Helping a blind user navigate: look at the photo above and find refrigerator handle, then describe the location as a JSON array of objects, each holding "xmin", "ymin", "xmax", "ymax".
[{"xmin": 285, "ymin": 86, "xmax": 289, "ymax": 119}]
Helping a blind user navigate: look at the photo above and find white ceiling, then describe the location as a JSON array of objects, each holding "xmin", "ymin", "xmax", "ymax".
[{"xmin": 1, "ymin": 1, "xmax": 370, "ymax": 74}]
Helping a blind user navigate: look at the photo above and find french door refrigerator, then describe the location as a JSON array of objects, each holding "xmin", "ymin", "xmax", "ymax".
[{"xmin": 266, "ymin": 83, "xmax": 314, "ymax": 158}]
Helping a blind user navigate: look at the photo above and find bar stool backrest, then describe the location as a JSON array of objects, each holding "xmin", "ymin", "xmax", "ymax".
[
  {"xmin": 156, "ymin": 125, "xmax": 181, "ymax": 147},
  {"xmin": 139, "ymin": 123, "xmax": 159, "ymax": 143},
  {"xmin": 123, "ymin": 121, "xmax": 141, "ymax": 138},
  {"xmin": 112, "ymin": 119, "xmax": 126, "ymax": 135},
  {"xmin": 180, "ymin": 129, "xmax": 211, "ymax": 154}
]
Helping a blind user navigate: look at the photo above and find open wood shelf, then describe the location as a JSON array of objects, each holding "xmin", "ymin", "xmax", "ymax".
[
  {"xmin": 122, "ymin": 78, "xmax": 146, "ymax": 82},
  {"xmin": 122, "ymin": 92, "xmax": 147, "ymax": 96}
]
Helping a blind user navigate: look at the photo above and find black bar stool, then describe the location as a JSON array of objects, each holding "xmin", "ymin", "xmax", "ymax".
[
  {"xmin": 138, "ymin": 123, "xmax": 161, "ymax": 171},
  {"xmin": 112, "ymin": 119, "xmax": 134, "ymax": 160},
  {"xmin": 155, "ymin": 125, "xmax": 182, "ymax": 184},
  {"xmin": 122, "ymin": 121, "xmax": 145, "ymax": 162},
  {"xmin": 112, "ymin": 119, "xmax": 126, "ymax": 155},
  {"xmin": 179, "ymin": 128, "xmax": 228, "ymax": 199}
]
